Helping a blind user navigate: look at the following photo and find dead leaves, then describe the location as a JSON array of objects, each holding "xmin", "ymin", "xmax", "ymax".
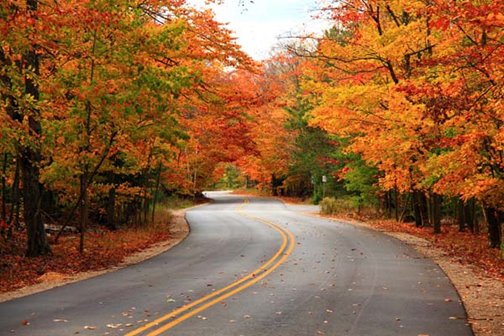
[{"xmin": 0, "ymin": 225, "xmax": 172, "ymax": 294}]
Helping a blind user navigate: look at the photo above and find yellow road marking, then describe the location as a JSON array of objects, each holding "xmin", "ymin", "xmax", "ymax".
[{"xmin": 126, "ymin": 198, "xmax": 295, "ymax": 336}]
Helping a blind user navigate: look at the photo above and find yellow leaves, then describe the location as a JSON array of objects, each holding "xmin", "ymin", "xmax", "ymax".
[
  {"xmin": 309, "ymin": 83, "xmax": 389, "ymax": 136},
  {"xmin": 459, "ymin": 175, "xmax": 504, "ymax": 207}
]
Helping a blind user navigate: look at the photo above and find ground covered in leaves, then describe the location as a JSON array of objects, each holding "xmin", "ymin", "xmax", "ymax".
[{"xmin": 0, "ymin": 218, "xmax": 174, "ymax": 294}]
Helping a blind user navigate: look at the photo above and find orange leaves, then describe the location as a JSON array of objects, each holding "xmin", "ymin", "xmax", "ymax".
[{"xmin": 290, "ymin": 0, "xmax": 504, "ymax": 209}]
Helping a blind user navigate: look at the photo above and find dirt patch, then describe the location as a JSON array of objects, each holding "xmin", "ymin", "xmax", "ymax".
[
  {"xmin": 0, "ymin": 208, "xmax": 191, "ymax": 303},
  {"xmin": 37, "ymin": 271, "xmax": 69, "ymax": 283},
  {"xmin": 316, "ymin": 214, "xmax": 504, "ymax": 336}
]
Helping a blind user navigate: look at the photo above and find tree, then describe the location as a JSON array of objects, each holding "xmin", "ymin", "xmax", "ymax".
[{"xmin": 1, "ymin": 0, "xmax": 52, "ymax": 256}]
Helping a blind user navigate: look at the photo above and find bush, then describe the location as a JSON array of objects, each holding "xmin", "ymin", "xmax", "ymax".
[{"xmin": 320, "ymin": 197, "xmax": 354, "ymax": 215}]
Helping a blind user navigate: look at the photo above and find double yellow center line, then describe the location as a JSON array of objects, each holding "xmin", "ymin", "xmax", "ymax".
[{"xmin": 125, "ymin": 198, "xmax": 295, "ymax": 336}]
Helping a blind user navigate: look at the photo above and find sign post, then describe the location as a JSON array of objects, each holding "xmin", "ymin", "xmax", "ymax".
[{"xmin": 322, "ymin": 175, "xmax": 327, "ymax": 198}]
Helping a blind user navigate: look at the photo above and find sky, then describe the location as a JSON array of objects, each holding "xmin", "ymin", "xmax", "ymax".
[{"xmin": 189, "ymin": 0, "xmax": 331, "ymax": 60}]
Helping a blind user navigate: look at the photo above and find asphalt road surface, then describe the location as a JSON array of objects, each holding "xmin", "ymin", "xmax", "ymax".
[{"xmin": 0, "ymin": 191, "xmax": 473, "ymax": 336}]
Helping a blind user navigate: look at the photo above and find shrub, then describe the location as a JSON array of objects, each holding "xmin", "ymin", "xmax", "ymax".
[{"xmin": 320, "ymin": 197, "xmax": 354, "ymax": 215}]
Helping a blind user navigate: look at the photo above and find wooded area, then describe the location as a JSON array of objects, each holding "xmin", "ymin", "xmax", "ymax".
[
  {"xmin": 239, "ymin": 0, "xmax": 504, "ymax": 253},
  {"xmin": 0, "ymin": 0, "xmax": 503, "ymax": 266}
]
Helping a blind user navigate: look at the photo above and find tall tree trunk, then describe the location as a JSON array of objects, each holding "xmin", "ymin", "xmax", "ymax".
[
  {"xmin": 79, "ymin": 173, "xmax": 89, "ymax": 254},
  {"xmin": 143, "ymin": 190, "xmax": 149, "ymax": 225},
  {"xmin": 458, "ymin": 198, "xmax": 476, "ymax": 233},
  {"xmin": 399, "ymin": 193, "xmax": 410, "ymax": 222},
  {"xmin": 413, "ymin": 191, "xmax": 423, "ymax": 227},
  {"xmin": 385, "ymin": 191, "xmax": 393, "ymax": 218},
  {"xmin": 419, "ymin": 192, "xmax": 430, "ymax": 227},
  {"xmin": 8, "ymin": 155, "xmax": 21, "ymax": 235},
  {"xmin": 1, "ymin": 153, "xmax": 7, "ymax": 224},
  {"xmin": 106, "ymin": 186, "xmax": 116, "ymax": 230},
  {"xmin": 484, "ymin": 207, "xmax": 502, "ymax": 249},
  {"xmin": 464, "ymin": 199, "xmax": 476, "ymax": 233},
  {"xmin": 457, "ymin": 198, "xmax": 466, "ymax": 232},
  {"xmin": 23, "ymin": 0, "xmax": 51, "ymax": 257},
  {"xmin": 151, "ymin": 162, "xmax": 162, "ymax": 224},
  {"xmin": 432, "ymin": 193, "xmax": 442, "ymax": 234},
  {"xmin": 394, "ymin": 188, "xmax": 399, "ymax": 222},
  {"xmin": 22, "ymin": 151, "xmax": 51, "ymax": 256}
]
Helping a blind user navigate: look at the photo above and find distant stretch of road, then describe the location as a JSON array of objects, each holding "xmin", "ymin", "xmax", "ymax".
[{"xmin": 0, "ymin": 191, "xmax": 473, "ymax": 335}]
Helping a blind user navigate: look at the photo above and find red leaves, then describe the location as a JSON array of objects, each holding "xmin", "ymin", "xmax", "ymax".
[
  {"xmin": 429, "ymin": 17, "xmax": 450, "ymax": 31},
  {"xmin": 0, "ymin": 219, "xmax": 8, "ymax": 230}
]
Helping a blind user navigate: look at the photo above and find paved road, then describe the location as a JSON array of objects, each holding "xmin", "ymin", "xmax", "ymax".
[{"xmin": 0, "ymin": 192, "xmax": 473, "ymax": 335}]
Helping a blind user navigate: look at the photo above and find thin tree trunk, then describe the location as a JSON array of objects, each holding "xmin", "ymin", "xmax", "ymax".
[
  {"xmin": 399, "ymin": 193, "xmax": 410, "ymax": 222},
  {"xmin": 484, "ymin": 207, "xmax": 502, "ymax": 248},
  {"xmin": 8, "ymin": 156, "xmax": 21, "ymax": 237},
  {"xmin": 386, "ymin": 191, "xmax": 393, "ymax": 218},
  {"xmin": 9, "ymin": 156, "xmax": 20, "ymax": 223},
  {"xmin": 432, "ymin": 193, "xmax": 442, "ymax": 234},
  {"xmin": 106, "ymin": 186, "xmax": 116, "ymax": 230},
  {"xmin": 394, "ymin": 188, "xmax": 399, "ymax": 222},
  {"xmin": 464, "ymin": 199, "xmax": 476, "ymax": 233},
  {"xmin": 143, "ymin": 190, "xmax": 149, "ymax": 225},
  {"xmin": 151, "ymin": 162, "xmax": 162, "ymax": 223},
  {"xmin": 79, "ymin": 173, "xmax": 89, "ymax": 254},
  {"xmin": 413, "ymin": 191, "xmax": 422, "ymax": 227},
  {"xmin": 1, "ymin": 153, "xmax": 7, "ymax": 224},
  {"xmin": 54, "ymin": 130, "xmax": 116, "ymax": 242},
  {"xmin": 457, "ymin": 198, "xmax": 466, "ymax": 232},
  {"xmin": 419, "ymin": 192, "xmax": 430, "ymax": 227}
]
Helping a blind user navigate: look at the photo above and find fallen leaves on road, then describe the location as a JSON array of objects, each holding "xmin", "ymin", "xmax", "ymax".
[
  {"xmin": 106, "ymin": 323, "xmax": 122, "ymax": 329},
  {"xmin": 325, "ymin": 215, "xmax": 504, "ymax": 282}
]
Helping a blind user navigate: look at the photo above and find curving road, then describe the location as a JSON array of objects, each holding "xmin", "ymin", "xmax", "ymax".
[{"xmin": 0, "ymin": 192, "xmax": 473, "ymax": 335}]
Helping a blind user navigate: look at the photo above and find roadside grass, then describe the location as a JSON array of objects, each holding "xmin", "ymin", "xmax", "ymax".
[{"xmin": 161, "ymin": 194, "xmax": 210, "ymax": 210}]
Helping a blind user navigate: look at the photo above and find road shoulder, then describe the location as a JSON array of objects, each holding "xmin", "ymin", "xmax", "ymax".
[{"xmin": 308, "ymin": 213, "xmax": 503, "ymax": 336}]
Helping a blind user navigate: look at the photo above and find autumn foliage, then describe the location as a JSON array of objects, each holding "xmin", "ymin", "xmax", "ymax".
[
  {"xmin": 0, "ymin": 0, "xmax": 503, "ymax": 289},
  {"xmin": 244, "ymin": 0, "xmax": 503, "ymax": 250},
  {"xmin": 0, "ymin": 0, "xmax": 258, "ymax": 257}
]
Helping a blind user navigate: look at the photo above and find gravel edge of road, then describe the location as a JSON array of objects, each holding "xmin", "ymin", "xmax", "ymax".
[
  {"xmin": 0, "ymin": 207, "xmax": 194, "ymax": 304},
  {"xmin": 308, "ymin": 213, "xmax": 503, "ymax": 336}
]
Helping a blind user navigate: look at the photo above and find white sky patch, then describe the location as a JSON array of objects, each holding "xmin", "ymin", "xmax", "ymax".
[{"xmin": 188, "ymin": 0, "xmax": 332, "ymax": 60}]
